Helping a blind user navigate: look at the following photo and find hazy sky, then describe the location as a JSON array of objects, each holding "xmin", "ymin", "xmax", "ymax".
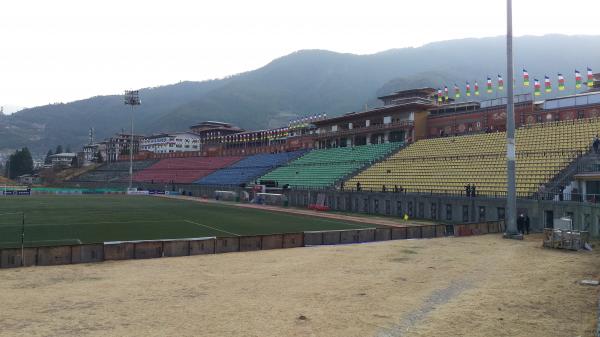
[{"xmin": 1, "ymin": 0, "xmax": 599, "ymax": 109}]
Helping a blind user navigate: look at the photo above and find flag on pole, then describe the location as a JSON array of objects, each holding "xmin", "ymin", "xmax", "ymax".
[
  {"xmin": 497, "ymin": 74, "xmax": 504, "ymax": 91},
  {"xmin": 557, "ymin": 73, "xmax": 565, "ymax": 91},
  {"xmin": 486, "ymin": 77, "xmax": 493, "ymax": 93},
  {"xmin": 544, "ymin": 76, "xmax": 552, "ymax": 93},
  {"xmin": 575, "ymin": 70, "xmax": 582, "ymax": 89},
  {"xmin": 534, "ymin": 79, "xmax": 541, "ymax": 96},
  {"xmin": 454, "ymin": 84, "xmax": 461, "ymax": 98},
  {"xmin": 523, "ymin": 69, "xmax": 530, "ymax": 86},
  {"xmin": 587, "ymin": 67, "xmax": 594, "ymax": 87},
  {"xmin": 465, "ymin": 82, "xmax": 471, "ymax": 97},
  {"xmin": 474, "ymin": 81, "xmax": 480, "ymax": 96},
  {"xmin": 437, "ymin": 88, "xmax": 443, "ymax": 102},
  {"xmin": 444, "ymin": 86, "xmax": 449, "ymax": 100}
]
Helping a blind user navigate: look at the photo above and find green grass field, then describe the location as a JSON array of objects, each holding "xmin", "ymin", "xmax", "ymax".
[{"xmin": 0, "ymin": 195, "xmax": 378, "ymax": 249}]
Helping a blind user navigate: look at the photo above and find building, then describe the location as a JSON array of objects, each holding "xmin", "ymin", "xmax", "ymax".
[
  {"xmin": 141, "ymin": 132, "xmax": 202, "ymax": 154},
  {"xmin": 49, "ymin": 152, "xmax": 77, "ymax": 168},
  {"xmin": 83, "ymin": 143, "xmax": 107, "ymax": 165},
  {"xmin": 312, "ymin": 88, "xmax": 436, "ymax": 148},
  {"xmin": 189, "ymin": 121, "xmax": 244, "ymax": 140},
  {"xmin": 104, "ymin": 133, "xmax": 143, "ymax": 163}
]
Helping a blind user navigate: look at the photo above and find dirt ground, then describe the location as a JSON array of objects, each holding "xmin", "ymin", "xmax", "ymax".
[{"xmin": 0, "ymin": 234, "xmax": 598, "ymax": 337}]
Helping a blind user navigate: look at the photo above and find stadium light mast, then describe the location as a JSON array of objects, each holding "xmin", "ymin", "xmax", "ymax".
[
  {"xmin": 504, "ymin": 0, "xmax": 519, "ymax": 238},
  {"xmin": 124, "ymin": 90, "xmax": 141, "ymax": 189}
]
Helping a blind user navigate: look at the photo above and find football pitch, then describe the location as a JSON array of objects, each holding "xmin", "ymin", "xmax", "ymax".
[{"xmin": 0, "ymin": 195, "xmax": 377, "ymax": 249}]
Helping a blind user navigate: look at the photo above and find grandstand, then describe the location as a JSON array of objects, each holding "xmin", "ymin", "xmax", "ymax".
[
  {"xmin": 194, "ymin": 150, "xmax": 307, "ymax": 185},
  {"xmin": 347, "ymin": 118, "xmax": 600, "ymax": 195},
  {"xmin": 258, "ymin": 143, "xmax": 402, "ymax": 188},
  {"xmin": 133, "ymin": 156, "xmax": 243, "ymax": 184},
  {"xmin": 72, "ymin": 160, "xmax": 158, "ymax": 183}
]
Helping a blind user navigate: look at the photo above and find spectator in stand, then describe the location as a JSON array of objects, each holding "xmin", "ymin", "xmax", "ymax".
[
  {"xmin": 593, "ymin": 135, "xmax": 600, "ymax": 154},
  {"xmin": 356, "ymin": 181, "xmax": 361, "ymax": 192},
  {"xmin": 538, "ymin": 184, "xmax": 546, "ymax": 200},
  {"xmin": 340, "ymin": 181, "xmax": 345, "ymax": 191},
  {"xmin": 394, "ymin": 185, "xmax": 398, "ymax": 193},
  {"xmin": 382, "ymin": 185, "xmax": 386, "ymax": 192},
  {"xmin": 558, "ymin": 185, "xmax": 565, "ymax": 201},
  {"xmin": 465, "ymin": 184, "xmax": 471, "ymax": 197},
  {"xmin": 471, "ymin": 183, "xmax": 477, "ymax": 197}
]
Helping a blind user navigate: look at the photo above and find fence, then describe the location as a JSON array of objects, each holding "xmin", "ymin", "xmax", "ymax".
[{"xmin": 0, "ymin": 222, "xmax": 503, "ymax": 269}]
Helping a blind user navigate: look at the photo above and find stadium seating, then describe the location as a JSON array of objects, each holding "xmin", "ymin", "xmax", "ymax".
[
  {"xmin": 72, "ymin": 160, "xmax": 158, "ymax": 183},
  {"xmin": 133, "ymin": 156, "xmax": 243, "ymax": 184},
  {"xmin": 347, "ymin": 118, "xmax": 600, "ymax": 196},
  {"xmin": 258, "ymin": 143, "xmax": 403, "ymax": 188},
  {"xmin": 194, "ymin": 150, "xmax": 307, "ymax": 185}
]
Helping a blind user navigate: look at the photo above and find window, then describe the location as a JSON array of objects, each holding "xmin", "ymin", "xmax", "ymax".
[
  {"xmin": 497, "ymin": 207, "xmax": 505, "ymax": 221},
  {"xmin": 462, "ymin": 205, "xmax": 469, "ymax": 222},
  {"xmin": 363, "ymin": 199, "xmax": 369, "ymax": 213},
  {"xmin": 446, "ymin": 204, "xmax": 453, "ymax": 221},
  {"xmin": 374, "ymin": 199, "xmax": 379, "ymax": 213},
  {"xmin": 478, "ymin": 206, "xmax": 486, "ymax": 222},
  {"xmin": 385, "ymin": 200, "xmax": 391, "ymax": 215},
  {"xmin": 430, "ymin": 203, "xmax": 438, "ymax": 220},
  {"xmin": 418, "ymin": 202, "xmax": 425, "ymax": 218}
]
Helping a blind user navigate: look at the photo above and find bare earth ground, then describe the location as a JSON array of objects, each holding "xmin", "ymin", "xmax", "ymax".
[{"xmin": 0, "ymin": 234, "xmax": 598, "ymax": 337}]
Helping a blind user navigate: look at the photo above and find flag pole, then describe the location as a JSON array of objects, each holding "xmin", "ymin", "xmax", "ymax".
[{"xmin": 504, "ymin": 0, "xmax": 519, "ymax": 238}]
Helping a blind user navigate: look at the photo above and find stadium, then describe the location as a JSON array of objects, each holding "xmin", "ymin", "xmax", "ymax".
[{"xmin": 2, "ymin": 54, "xmax": 600, "ymax": 337}]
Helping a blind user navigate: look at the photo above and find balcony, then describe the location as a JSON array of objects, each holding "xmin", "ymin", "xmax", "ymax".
[{"xmin": 315, "ymin": 120, "xmax": 414, "ymax": 139}]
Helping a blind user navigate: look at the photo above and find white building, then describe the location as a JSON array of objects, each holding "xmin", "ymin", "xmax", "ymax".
[
  {"xmin": 49, "ymin": 152, "xmax": 77, "ymax": 168},
  {"xmin": 141, "ymin": 132, "xmax": 202, "ymax": 154}
]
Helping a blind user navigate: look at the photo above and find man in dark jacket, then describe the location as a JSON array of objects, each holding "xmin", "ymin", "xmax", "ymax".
[
  {"xmin": 517, "ymin": 214, "xmax": 525, "ymax": 234},
  {"xmin": 524, "ymin": 214, "xmax": 530, "ymax": 234}
]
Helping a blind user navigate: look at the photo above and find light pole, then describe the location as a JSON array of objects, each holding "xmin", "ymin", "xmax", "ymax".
[
  {"xmin": 124, "ymin": 90, "xmax": 141, "ymax": 190},
  {"xmin": 504, "ymin": 0, "xmax": 519, "ymax": 238}
]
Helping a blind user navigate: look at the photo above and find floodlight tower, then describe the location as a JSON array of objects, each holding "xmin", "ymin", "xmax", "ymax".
[
  {"xmin": 124, "ymin": 90, "xmax": 141, "ymax": 189},
  {"xmin": 504, "ymin": 0, "xmax": 519, "ymax": 238}
]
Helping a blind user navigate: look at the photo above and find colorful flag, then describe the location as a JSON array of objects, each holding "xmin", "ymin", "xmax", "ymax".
[
  {"xmin": 534, "ymin": 79, "xmax": 541, "ymax": 96},
  {"xmin": 575, "ymin": 70, "xmax": 582, "ymax": 89},
  {"xmin": 497, "ymin": 74, "xmax": 504, "ymax": 91},
  {"xmin": 465, "ymin": 82, "xmax": 471, "ymax": 97},
  {"xmin": 437, "ymin": 88, "xmax": 443, "ymax": 102},
  {"xmin": 444, "ymin": 86, "xmax": 449, "ymax": 100},
  {"xmin": 454, "ymin": 84, "xmax": 461, "ymax": 98},
  {"xmin": 523, "ymin": 69, "xmax": 530, "ymax": 86},
  {"xmin": 474, "ymin": 81, "xmax": 480, "ymax": 96},
  {"xmin": 557, "ymin": 73, "xmax": 565, "ymax": 91},
  {"xmin": 544, "ymin": 76, "xmax": 552, "ymax": 93},
  {"xmin": 588, "ymin": 67, "xmax": 594, "ymax": 87},
  {"xmin": 486, "ymin": 77, "xmax": 493, "ymax": 93}
]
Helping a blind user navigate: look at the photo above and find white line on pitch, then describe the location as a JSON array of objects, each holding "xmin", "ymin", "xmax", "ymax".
[{"xmin": 184, "ymin": 219, "xmax": 240, "ymax": 237}]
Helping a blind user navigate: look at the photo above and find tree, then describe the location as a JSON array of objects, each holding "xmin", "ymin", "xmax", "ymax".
[
  {"xmin": 55, "ymin": 145, "xmax": 63, "ymax": 154},
  {"xmin": 44, "ymin": 149, "xmax": 53, "ymax": 165},
  {"xmin": 5, "ymin": 147, "xmax": 34, "ymax": 179}
]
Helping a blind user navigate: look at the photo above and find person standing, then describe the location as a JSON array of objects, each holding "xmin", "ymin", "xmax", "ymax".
[
  {"xmin": 517, "ymin": 213, "xmax": 525, "ymax": 234},
  {"xmin": 524, "ymin": 214, "xmax": 530, "ymax": 235}
]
